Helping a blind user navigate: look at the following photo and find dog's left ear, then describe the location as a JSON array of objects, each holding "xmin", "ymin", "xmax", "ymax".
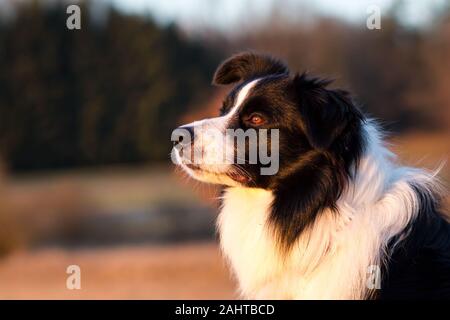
[
  {"xmin": 212, "ymin": 52, "xmax": 289, "ymax": 85},
  {"xmin": 292, "ymin": 73, "xmax": 362, "ymax": 151}
]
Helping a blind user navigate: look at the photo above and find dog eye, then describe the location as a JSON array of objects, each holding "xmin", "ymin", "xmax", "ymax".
[{"xmin": 249, "ymin": 113, "xmax": 266, "ymax": 126}]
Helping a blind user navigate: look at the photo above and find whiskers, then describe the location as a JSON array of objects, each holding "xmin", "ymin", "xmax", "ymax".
[
  {"xmin": 233, "ymin": 164, "xmax": 256, "ymax": 187},
  {"xmin": 175, "ymin": 165, "xmax": 206, "ymax": 193}
]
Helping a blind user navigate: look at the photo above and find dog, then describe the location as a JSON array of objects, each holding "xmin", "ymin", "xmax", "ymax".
[{"xmin": 172, "ymin": 52, "xmax": 450, "ymax": 299}]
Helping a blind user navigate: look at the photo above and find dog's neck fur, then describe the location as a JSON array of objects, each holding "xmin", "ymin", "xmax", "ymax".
[{"xmin": 217, "ymin": 123, "xmax": 435, "ymax": 299}]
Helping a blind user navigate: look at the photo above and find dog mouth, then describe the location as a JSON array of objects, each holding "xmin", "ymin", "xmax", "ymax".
[
  {"xmin": 185, "ymin": 163, "xmax": 251, "ymax": 184},
  {"xmin": 227, "ymin": 171, "xmax": 251, "ymax": 183},
  {"xmin": 173, "ymin": 147, "xmax": 252, "ymax": 185}
]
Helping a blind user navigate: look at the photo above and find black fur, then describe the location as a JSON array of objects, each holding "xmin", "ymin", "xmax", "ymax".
[
  {"xmin": 378, "ymin": 184, "xmax": 450, "ymax": 299},
  {"xmin": 213, "ymin": 52, "xmax": 288, "ymax": 85}
]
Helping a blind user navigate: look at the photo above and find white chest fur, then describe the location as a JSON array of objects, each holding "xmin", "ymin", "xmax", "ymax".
[
  {"xmin": 217, "ymin": 187, "xmax": 354, "ymax": 299},
  {"xmin": 217, "ymin": 187, "xmax": 284, "ymax": 298},
  {"xmin": 217, "ymin": 154, "xmax": 430, "ymax": 299}
]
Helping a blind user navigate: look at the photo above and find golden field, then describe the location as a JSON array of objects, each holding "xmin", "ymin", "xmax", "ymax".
[{"xmin": 0, "ymin": 132, "xmax": 448, "ymax": 299}]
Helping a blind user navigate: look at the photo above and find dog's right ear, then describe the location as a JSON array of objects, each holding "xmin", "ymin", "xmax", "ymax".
[
  {"xmin": 292, "ymin": 73, "xmax": 363, "ymax": 151},
  {"xmin": 212, "ymin": 52, "xmax": 289, "ymax": 86}
]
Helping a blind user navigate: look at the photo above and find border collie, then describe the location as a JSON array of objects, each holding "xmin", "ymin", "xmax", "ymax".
[{"xmin": 172, "ymin": 52, "xmax": 450, "ymax": 299}]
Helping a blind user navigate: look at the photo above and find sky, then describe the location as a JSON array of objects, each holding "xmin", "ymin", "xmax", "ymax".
[
  {"xmin": 0, "ymin": 0, "xmax": 446, "ymax": 31},
  {"xmin": 105, "ymin": 0, "xmax": 448, "ymax": 31}
]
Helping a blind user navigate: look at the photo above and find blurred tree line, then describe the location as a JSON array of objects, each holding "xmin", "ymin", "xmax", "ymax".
[
  {"xmin": 0, "ymin": 1, "xmax": 448, "ymax": 172},
  {"xmin": 0, "ymin": 1, "xmax": 220, "ymax": 172}
]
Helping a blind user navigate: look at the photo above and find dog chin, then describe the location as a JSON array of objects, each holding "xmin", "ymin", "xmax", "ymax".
[
  {"xmin": 173, "ymin": 148, "xmax": 251, "ymax": 186},
  {"xmin": 184, "ymin": 164, "xmax": 246, "ymax": 187}
]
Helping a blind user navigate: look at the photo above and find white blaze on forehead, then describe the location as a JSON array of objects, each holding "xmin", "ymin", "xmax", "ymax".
[
  {"xmin": 225, "ymin": 78, "xmax": 260, "ymax": 119},
  {"xmin": 179, "ymin": 78, "xmax": 259, "ymax": 132},
  {"xmin": 175, "ymin": 78, "xmax": 261, "ymax": 180}
]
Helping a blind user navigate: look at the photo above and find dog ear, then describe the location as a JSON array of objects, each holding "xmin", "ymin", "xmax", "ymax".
[
  {"xmin": 293, "ymin": 73, "xmax": 362, "ymax": 151},
  {"xmin": 212, "ymin": 52, "xmax": 289, "ymax": 86}
]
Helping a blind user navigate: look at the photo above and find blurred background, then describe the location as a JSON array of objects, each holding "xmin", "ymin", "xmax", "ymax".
[{"xmin": 0, "ymin": 0, "xmax": 448, "ymax": 299}]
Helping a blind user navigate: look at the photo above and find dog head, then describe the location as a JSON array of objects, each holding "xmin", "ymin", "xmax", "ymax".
[{"xmin": 172, "ymin": 52, "xmax": 364, "ymax": 190}]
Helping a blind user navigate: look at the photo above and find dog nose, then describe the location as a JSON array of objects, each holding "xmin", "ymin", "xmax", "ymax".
[{"xmin": 173, "ymin": 125, "xmax": 195, "ymax": 146}]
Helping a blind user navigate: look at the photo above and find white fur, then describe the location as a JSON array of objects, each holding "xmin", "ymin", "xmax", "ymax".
[
  {"xmin": 175, "ymin": 79, "xmax": 259, "ymax": 184},
  {"xmin": 217, "ymin": 121, "xmax": 438, "ymax": 299}
]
